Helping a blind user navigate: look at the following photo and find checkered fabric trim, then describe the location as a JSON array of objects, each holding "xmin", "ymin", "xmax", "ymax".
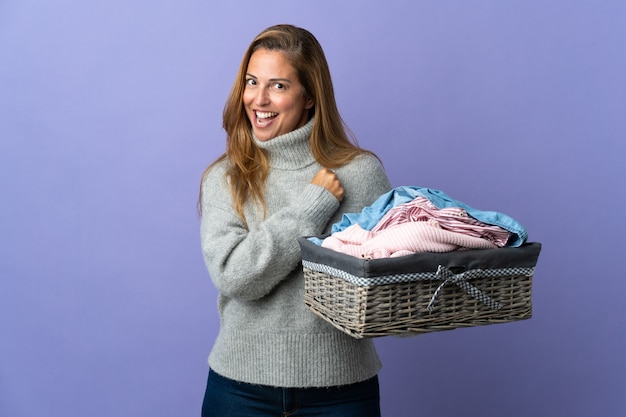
[{"xmin": 302, "ymin": 260, "xmax": 534, "ymax": 311}]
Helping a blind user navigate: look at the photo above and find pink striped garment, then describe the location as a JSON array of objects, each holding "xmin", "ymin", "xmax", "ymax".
[{"xmin": 371, "ymin": 197, "xmax": 511, "ymax": 247}]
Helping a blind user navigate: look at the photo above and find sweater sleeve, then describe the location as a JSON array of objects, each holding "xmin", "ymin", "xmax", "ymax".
[{"xmin": 199, "ymin": 164, "xmax": 340, "ymax": 301}]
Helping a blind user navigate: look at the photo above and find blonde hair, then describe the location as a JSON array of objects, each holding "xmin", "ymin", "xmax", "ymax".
[{"xmin": 199, "ymin": 24, "xmax": 376, "ymax": 224}]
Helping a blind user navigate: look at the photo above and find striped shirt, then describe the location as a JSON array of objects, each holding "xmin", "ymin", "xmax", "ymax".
[
  {"xmin": 321, "ymin": 197, "xmax": 511, "ymax": 259},
  {"xmin": 371, "ymin": 197, "xmax": 510, "ymax": 247}
]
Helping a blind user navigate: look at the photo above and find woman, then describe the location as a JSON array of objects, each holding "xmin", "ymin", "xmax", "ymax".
[{"xmin": 198, "ymin": 24, "xmax": 392, "ymax": 416}]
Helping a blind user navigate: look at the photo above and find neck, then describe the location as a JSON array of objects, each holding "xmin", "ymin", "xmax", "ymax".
[{"xmin": 253, "ymin": 119, "xmax": 316, "ymax": 170}]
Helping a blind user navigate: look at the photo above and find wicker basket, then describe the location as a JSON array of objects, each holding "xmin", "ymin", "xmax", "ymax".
[{"xmin": 299, "ymin": 237, "xmax": 541, "ymax": 338}]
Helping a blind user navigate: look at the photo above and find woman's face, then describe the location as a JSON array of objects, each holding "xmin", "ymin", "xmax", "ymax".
[{"xmin": 243, "ymin": 48, "xmax": 314, "ymax": 141}]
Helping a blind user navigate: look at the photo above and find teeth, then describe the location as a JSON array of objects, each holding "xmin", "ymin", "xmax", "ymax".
[{"xmin": 256, "ymin": 111, "xmax": 278, "ymax": 119}]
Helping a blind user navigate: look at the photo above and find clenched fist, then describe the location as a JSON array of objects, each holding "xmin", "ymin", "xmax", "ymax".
[{"xmin": 310, "ymin": 168, "xmax": 344, "ymax": 202}]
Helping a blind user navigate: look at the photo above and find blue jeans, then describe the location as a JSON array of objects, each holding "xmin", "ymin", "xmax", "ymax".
[{"xmin": 201, "ymin": 369, "xmax": 381, "ymax": 417}]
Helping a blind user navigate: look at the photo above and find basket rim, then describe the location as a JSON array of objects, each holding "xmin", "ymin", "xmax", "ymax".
[
  {"xmin": 298, "ymin": 236, "xmax": 541, "ymax": 279},
  {"xmin": 302, "ymin": 259, "xmax": 534, "ymax": 287}
]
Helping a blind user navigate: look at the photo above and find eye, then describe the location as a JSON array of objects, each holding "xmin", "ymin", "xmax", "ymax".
[
  {"xmin": 245, "ymin": 78, "xmax": 257, "ymax": 86},
  {"xmin": 272, "ymin": 82, "xmax": 286, "ymax": 90}
]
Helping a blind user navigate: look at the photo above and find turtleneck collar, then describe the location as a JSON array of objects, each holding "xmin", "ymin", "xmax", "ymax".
[{"xmin": 252, "ymin": 118, "xmax": 316, "ymax": 170}]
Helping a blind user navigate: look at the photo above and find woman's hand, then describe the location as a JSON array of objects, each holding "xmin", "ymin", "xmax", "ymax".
[{"xmin": 310, "ymin": 168, "xmax": 344, "ymax": 202}]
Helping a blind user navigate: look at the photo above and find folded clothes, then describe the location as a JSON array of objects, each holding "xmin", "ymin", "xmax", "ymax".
[
  {"xmin": 321, "ymin": 222, "xmax": 498, "ymax": 259},
  {"xmin": 331, "ymin": 186, "xmax": 528, "ymax": 247},
  {"xmin": 371, "ymin": 196, "xmax": 511, "ymax": 246}
]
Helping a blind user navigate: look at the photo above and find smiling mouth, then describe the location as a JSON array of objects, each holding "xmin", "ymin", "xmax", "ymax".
[{"xmin": 255, "ymin": 111, "xmax": 278, "ymax": 126}]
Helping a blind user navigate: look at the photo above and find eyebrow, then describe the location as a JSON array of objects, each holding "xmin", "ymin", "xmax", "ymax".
[{"xmin": 245, "ymin": 73, "xmax": 293, "ymax": 84}]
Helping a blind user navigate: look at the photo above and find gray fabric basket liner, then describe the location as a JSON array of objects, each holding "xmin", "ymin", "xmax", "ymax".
[{"xmin": 298, "ymin": 236, "xmax": 542, "ymax": 279}]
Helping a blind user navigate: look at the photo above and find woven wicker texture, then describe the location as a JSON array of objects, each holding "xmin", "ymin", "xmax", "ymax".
[{"xmin": 303, "ymin": 268, "xmax": 533, "ymax": 338}]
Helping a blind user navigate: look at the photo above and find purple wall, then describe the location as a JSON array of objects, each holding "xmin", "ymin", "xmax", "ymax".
[{"xmin": 1, "ymin": 1, "xmax": 624, "ymax": 416}]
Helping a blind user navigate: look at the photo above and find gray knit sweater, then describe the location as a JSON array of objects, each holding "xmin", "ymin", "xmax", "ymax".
[{"xmin": 200, "ymin": 119, "xmax": 392, "ymax": 388}]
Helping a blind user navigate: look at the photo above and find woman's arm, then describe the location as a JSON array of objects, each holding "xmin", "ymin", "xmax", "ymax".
[{"xmin": 200, "ymin": 165, "xmax": 340, "ymax": 301}]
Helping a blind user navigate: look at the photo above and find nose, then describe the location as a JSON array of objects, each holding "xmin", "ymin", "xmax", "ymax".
[{"xmin": 255, "ymin": 87, "xmax": 270, "ymax": 106}]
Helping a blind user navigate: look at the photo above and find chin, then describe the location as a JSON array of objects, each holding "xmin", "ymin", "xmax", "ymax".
[{"xmin": 254, "ymin": 130, "xmax": 275, "ymax": 141}]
